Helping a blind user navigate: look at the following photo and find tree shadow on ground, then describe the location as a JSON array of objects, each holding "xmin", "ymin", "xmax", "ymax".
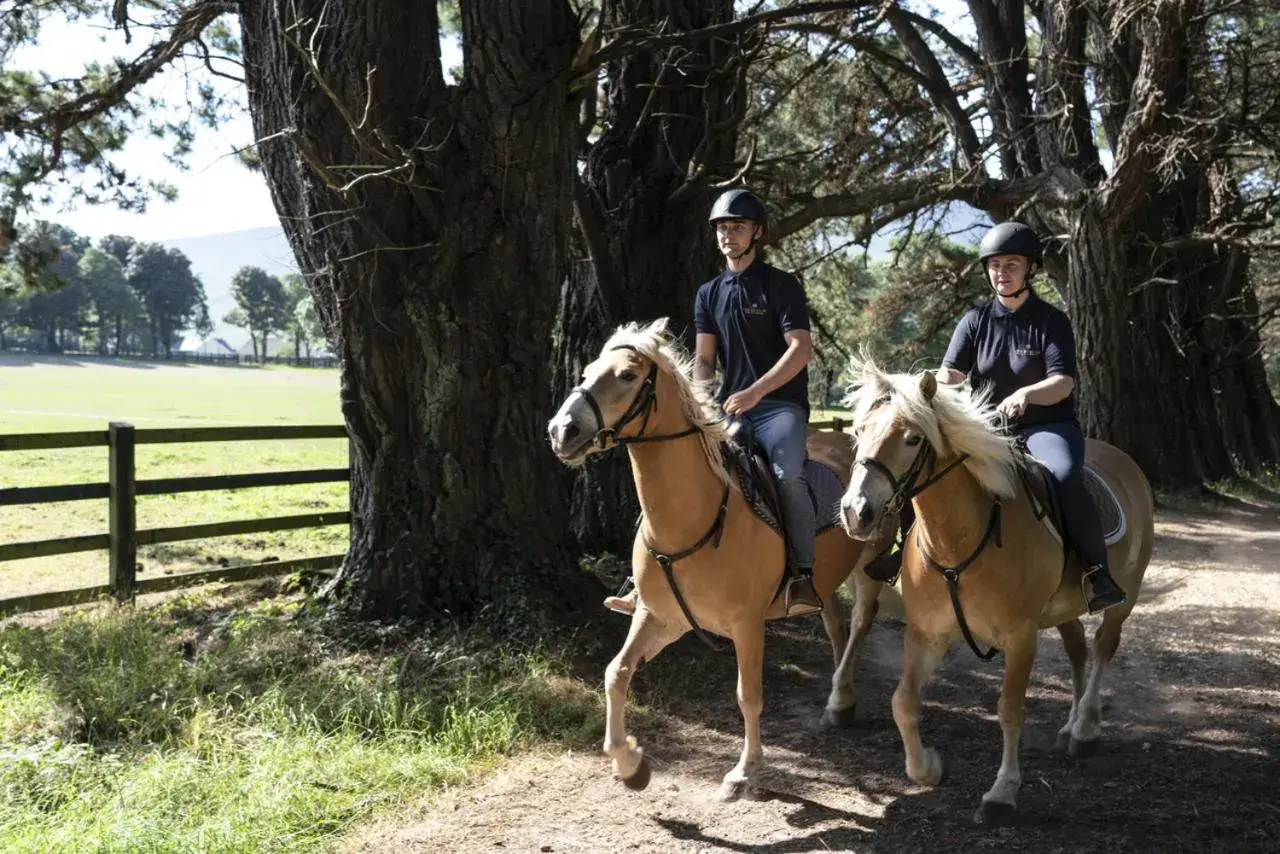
[{"xmin": 580, "ymin": 598, "xmax": 1280, "ymax": 853}]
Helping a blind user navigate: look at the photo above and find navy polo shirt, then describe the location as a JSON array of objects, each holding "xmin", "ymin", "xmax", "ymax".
[
  {"xmin": 942, "ymin": 292, "xmax": 1077, "ymax": 427},
  {"xmin": 693, "ymin": 258, "xmax": 810, "ymax": 413}
]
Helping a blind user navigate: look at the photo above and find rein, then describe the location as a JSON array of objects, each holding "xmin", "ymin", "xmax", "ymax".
[
  {"xmin": 573, "ymin": 343, "xmax": 726, "ymax": 651},
  {"xmin": 853, "ymin": 406, "xmax": 1003, "ymax": 661}
]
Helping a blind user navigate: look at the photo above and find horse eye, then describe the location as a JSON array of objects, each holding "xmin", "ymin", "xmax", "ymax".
[
  {"xmin": 905, "ymin": 434, "xmax": 923, "ymax": 447},
  {"xmin": 619, "ymin": 370, "xmax": 638, "ymax": 382}
]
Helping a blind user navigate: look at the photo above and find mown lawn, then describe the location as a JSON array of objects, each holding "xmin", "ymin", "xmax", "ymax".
[{"xmin": 0, "ymin": 355, "xmax": 348, "ymax": 599}]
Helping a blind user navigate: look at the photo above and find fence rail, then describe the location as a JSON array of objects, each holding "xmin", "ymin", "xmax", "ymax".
[
  {"xmin": 0, "ymin": 415, "xmax": 851, "ymax": 618},
  {"xmin": 0, "ymin": 421, "xmax": 350, "ymax": 616}
]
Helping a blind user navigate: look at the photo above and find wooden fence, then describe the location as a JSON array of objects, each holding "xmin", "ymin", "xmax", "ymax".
[
  {"xmin": 0, "ymin": 416, "xmax": 851, "ymax": 618},
  {"xmin": 0, "ymin": 423, "xmax": 350, "ymax": 617}
]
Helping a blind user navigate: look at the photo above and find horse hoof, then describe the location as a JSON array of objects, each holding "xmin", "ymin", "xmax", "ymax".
[
  {"xmin": 1055, "ymin": 731, "xmax": 1072, "ymax": 753},
  {"xmin": 717, "ymin": 778, "xmax": 753, "ymax": 802},
  {"xmin": 1068, "ymin": 737, "xmax": 1100, "ymax": 758},
  {"xmin": 974, "ymin": 799, "xmax": 1018, "ymax": 826},
  {"xmin": 621, "ymin": 757, "xmax": 651, "ymax": 791},
  {"xmin": 820, "ymin": 705, "xmax": 858, "ymax": 729}
]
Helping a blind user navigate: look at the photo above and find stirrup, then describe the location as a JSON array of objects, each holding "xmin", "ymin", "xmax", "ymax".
[
  {"xmin": 782, "ymin": 574, "xmax": 823, "ymax": 617},
  {"xmin": 604, "ymin": 576, "xmax": 638, "ymax": 616},
  {"xmin": 1080, "ymin": 566, "xmax": 1126, "ymax": 615}
]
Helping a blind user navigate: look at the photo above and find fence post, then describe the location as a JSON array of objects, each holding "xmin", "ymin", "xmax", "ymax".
[
  {"xmin": 833, "ymin": 417, "xmax": 846, "ymax": 433},
  {"xmin": 109, "ymin": 422, "xmax": 137, "ymax": 604}
]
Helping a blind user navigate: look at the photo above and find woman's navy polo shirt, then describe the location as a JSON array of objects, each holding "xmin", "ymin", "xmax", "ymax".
[
  {"xmin": 942, "ymin": 292, "xmax": 1078, "ymax": 427},
  {"xmin": 693, "ymin": 258, "xmax": 810, "ymax": 413}
]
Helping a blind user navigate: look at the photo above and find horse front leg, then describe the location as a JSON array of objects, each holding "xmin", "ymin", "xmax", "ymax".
[
  {"xmin": 603, "ymin": 608, "xmax": 685, "ymax": 790},
  {"xmin": 892, "ymin": 627, "xmax": 949, "ymax": 787},
  {"xmin": 823, "ymin": 571, "xmax": 881, "ymax": 728},
  {"xmin": 975, "ymin": 626, "xmax": 1038, "ymax": 826},
  {"xmin": 720, "ymin": 621, "xmax": 766, "ymax": 801}
]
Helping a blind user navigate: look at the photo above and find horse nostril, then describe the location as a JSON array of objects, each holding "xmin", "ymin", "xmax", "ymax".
[
  {"xmin": 857, "ymin": 503, "xmax": 874, "ymax": 527},
  {"xmin": 564, "ymin": 423, "xmax": 580, "ymax": 442}
]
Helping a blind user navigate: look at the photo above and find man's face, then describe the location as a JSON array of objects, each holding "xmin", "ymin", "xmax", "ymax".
[{"xmin": 714, "ymin": 219, "xmax": 760, "ymax": 258}]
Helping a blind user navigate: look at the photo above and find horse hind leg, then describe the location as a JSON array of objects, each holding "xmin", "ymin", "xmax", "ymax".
[
  {"xmin": 823, "ymin": 572, "xmax": 880, "ymax": 728},
  {"xmin": 1055, "ymin": 618, "xmax": 1088, "ymax": 752},
  {"xmin": 603, "ymin": 610, "xmax": 685, "ymax": 789},
  {"xmin": 820, "ymin": 591, "xmax": 849, "ymax": 669},
  {"xmin": 975, "ymin": 626, "xmax": 1038, "ymax": 826},
  {"xmin": 1070, "ymin": 607, "xmax": 1128, "ymax": 756}
]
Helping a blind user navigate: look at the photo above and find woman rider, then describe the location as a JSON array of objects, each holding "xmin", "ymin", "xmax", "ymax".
[{"xmin": 865, "ymin": 222, "xmax": 1126, "ymax": 614}]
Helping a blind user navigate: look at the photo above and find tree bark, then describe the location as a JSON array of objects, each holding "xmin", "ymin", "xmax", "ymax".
[
  {"xmin": 554, "ymin": 0, "xmax": 743, "ymax": 555},
  {"xmin": 240, "ymin": 0, "xmax": 582, "ymax": 619},
  {"xmin": 1066, "ymin": 185, "xmax": 1280, "ymax": 485}
]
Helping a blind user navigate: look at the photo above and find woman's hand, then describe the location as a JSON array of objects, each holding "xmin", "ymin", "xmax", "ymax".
[{"xmin": 998, "ymin": 389, "xmax": 1030, "ymax": 420}]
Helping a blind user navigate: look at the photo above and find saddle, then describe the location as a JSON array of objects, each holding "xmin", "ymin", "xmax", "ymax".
[
  {"xmin": 719, "ymin": 433, "xmax": 846, "ymax": 540},
  {"xmin": 1014, "ymin": 443, "xmax": 1126, "ymax": 551}
]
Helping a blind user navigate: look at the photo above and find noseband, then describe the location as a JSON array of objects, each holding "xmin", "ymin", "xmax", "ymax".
[{"xmin": 567, "ymin": 344, "xmax": 700, "ymax": 449}]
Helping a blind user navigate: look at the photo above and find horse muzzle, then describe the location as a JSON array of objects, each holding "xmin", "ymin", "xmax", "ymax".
[
  {"xmin": 547, "ymin": 410, "xmax": 594, "ymax": 464},
  {"xmin": 839, "ymin": 492, "xmax": 882, "ymax": 540}
]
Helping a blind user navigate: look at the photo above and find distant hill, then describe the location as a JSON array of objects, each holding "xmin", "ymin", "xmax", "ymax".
[{"xmin": 160, "ymin": 226, "xmax": 298, "ymax": 347}]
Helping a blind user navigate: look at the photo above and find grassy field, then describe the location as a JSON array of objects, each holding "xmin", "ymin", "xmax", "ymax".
[
  {"xmin": 0, "ymin": 355, "xmax": 349, "ymax": 600},
  {"xmin": 0, "ymin": 585, "xmax": 605, "ymax": 853}
]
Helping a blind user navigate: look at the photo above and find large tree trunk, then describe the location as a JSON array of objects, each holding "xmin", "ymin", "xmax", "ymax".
[
  {"xmin": 1066, "ymin": 191, "xmax": 1280, "ymax": 485},
  {"xmin": 240, "ymin": 0, "xmax": 581, "ymax": 619},
  {"xmin": 554, "ymin": 0, "xmax": 742, "ymax": 555}
]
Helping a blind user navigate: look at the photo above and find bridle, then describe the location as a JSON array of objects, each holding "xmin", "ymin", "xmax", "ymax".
[
  {"xmin": 853, "ymin": 401, "xmax": 1002, "ymax": 661},
  {"xmin": 566, "ymin": 344, "xmax": 699, "ymax": 451},
  {"xmin": 566, "ymin": 343, "xmax": 728, "ymax": 651}
]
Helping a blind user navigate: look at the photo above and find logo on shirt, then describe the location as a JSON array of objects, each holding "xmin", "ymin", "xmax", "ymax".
[
  {"xmin": 1014, "ymin": 347, "xmax": 1042, "ymax": 357},
  {"xmin": 743, "ymin": 304, "xmax": 769, "ymax": 317}
]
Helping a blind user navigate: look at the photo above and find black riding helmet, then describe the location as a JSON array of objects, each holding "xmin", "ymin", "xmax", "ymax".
[
  {"xmin": 977, "ymin": 221, "xmax": 1042, "ymax": 263},
  {"xmin": 978, "ymin": 221, "xmax": 1040, "ymax": 299},
  {"xmin": 709, "ymin": 189, "xmax": 767, "ymax": 227}
]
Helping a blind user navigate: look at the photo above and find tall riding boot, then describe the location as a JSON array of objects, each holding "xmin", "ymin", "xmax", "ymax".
[
  {"xmin": 864, "ymin": 549, "xmax": 903, "ymax": 583},
  {"xmin": 1082, "ymin": 564, "xmax": 1126, "ymax": 614}
]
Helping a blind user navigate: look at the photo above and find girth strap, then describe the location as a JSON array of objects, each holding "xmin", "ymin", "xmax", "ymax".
[
  {"xmin": 644, "ymin": 479, "xmax": 731, "ymax": 652},
  {"xmin": 919, "ymin": 501, "xmax": 1004, "ymax": 661}
]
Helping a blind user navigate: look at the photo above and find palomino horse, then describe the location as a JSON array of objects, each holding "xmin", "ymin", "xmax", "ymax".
[
  {"xmin": 547, "ymin": 319, "xmax": 892, "ymax": 799},
  {"xmin": 838, "ymin": 362, "xmax": 1154, "ymax": 825}
]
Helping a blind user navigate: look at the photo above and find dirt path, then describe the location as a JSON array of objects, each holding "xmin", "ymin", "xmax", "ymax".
[{"xmin": 351, "ymin": 502, "xmax": 1280, "ymax": 854}]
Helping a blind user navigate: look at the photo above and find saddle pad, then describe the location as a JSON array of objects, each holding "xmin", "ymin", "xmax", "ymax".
[
  {"xmin": 806, "ymin": 458, "xmax": 848, "ymax": 534},
  {"xmin": 1084, "ymin": 466, "xmax": 1125, "ymax": 546},
  {"xmin": 726, "ymin": 443, "xmax": 845, "ymax": 536}
]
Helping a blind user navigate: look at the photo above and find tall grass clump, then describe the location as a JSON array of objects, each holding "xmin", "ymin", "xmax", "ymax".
[{"xmin": 0, "ymin": 587, "xmax": 603, "ymax": 853}]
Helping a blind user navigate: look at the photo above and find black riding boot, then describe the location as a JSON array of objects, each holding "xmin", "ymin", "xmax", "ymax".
[
  {"xmin": 784, "ymin": 566, "xmax": 822, "ymax": 616},
  {"xmin": 864, "ymin": 549, "xmax": 903, "ymax": 583},
  {"xmin": 1082, "ymin": 564, "xmax": 1127, "ymax": 614}
]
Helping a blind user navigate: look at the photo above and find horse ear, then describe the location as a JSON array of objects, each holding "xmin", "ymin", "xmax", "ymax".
[
  {"xmin": 649, "ymin": 317, "xmax": 671, "ymax": 337},
  {"xmin": 919, "ymin": 370, "xmax": 937, "ymax": 402}
]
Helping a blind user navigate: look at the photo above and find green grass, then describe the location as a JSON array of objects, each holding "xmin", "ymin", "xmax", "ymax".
[
  {"xmin": 0, "ymin": 586, "xmax": 604, "ymax": 853},
  {"xmin": 809, "ymin": 407, "xmax": 852, "ymax": 426},
  {"xmin": 0, "ymin": 356, "xmax": 349, "ymax": 599}
]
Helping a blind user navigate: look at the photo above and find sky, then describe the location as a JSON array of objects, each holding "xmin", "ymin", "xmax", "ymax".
[
  {"xmin": 17, "ymin": 14, "xmax": 465, "ymax": 242},
  {"xmin": 16, "ymin": 4, "xmax": 971, "ymax": 243}
]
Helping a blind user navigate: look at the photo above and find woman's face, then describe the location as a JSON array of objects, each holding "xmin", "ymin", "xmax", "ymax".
[{"xmin": 986, "ymin": 254, "xmax": 1029, "ymax": 296}]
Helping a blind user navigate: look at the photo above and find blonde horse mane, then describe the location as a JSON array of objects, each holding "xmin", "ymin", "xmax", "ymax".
[
  {"xmin": 845, "ymin": 356, "xmax": 1020, "ymax": 499},
  {"xmin": 602, "ymin": 318, "xmax": 734, "ymax": 482}
]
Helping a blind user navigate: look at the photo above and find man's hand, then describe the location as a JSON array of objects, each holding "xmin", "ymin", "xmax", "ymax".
[
  {"xmin": 997, "ymin": 389, "xmax": 1030, "ymax": 420},
  {"xmin": 724, "ymin": 386, "xmax": 764, "ymax": 416}
]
